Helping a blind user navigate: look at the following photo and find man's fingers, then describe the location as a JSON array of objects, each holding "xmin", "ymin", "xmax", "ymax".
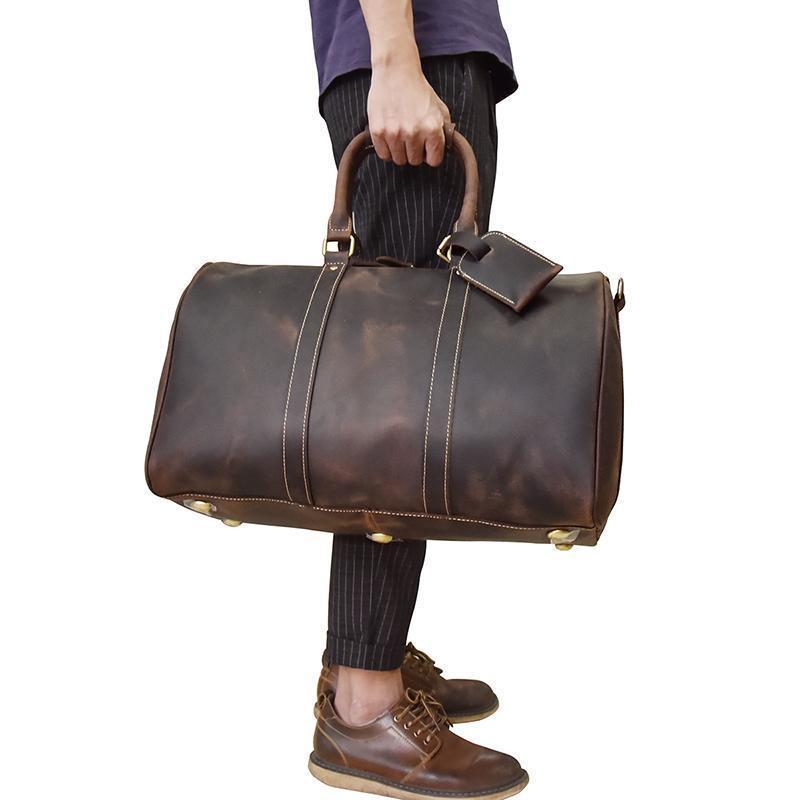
[
  {"xmin": 370, "ymin": 123, "xmax": 448, "ymax": 167},
  {"xmin": 424, "ymin": 128, "xmax": 446, "ymax": 167},
  {"xmin": 385, "ymin": 130, "xmax": 408, "ymax": 165},
  {"xmin": 371, "ymin": 132, "xmax": 392, "ymax": 161},
  {"xmin": 405, "ymin": 133, "xmax": 425, "ymax": 166}
]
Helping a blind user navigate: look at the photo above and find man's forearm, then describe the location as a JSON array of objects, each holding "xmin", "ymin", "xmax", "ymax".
[
  {"xmin": 358, "ymin": 0, "xmax": 421, "ymax": 71},
  {"xmin": 358, "ymin": 0, "xmax": 450, "ymax": 166}
]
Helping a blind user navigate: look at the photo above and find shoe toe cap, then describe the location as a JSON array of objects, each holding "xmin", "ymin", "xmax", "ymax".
[
  {"xmin": 442, "ymin": 678, "xmax": 499, "ymax": 717},
  {"xmin": 477, "ymin": 749, "xmax": 526, "ymax": 785}
]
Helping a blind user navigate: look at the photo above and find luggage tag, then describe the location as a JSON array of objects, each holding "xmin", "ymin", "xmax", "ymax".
[{"xmin": 440, "ymin": 229, "xmax": 563, "ymax": 312}]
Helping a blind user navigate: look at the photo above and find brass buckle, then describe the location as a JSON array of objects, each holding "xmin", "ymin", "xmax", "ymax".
[
  {"xmin": 436, "ymin": 234, "xmax": 453, "ymax": 264},
  {"xmin": 322, "ymin": 234, "xmax": 356, "ymax": 258}
]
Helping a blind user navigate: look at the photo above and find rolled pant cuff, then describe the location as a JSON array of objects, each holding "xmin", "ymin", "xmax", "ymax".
[{"xmin": 325, "ymin": 633, "xmax": 407, "ymax": 671}]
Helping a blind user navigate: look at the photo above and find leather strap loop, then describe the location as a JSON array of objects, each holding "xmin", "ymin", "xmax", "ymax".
[
  {"xmin": 282, "ymin": 261, "xmax": 349, "ymax": 504},
  {"xmin": 327, "ymin": 127, "xmax": 481, "ymax": 250},
  {"xmin": 447, "ymin": 229, "xmax": 492, "ymax": 261}
]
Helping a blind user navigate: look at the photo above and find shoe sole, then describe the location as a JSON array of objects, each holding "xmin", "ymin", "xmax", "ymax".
[
  {"xmin": 308, "ymin": 753, "xmax": 529, "ymax": 800},
  {"xmin": 313, "ymin": 699, "xmax": 500, "ymax": 725},
  {"xmin": 447, "ymin": 699, "xmax": 500, "ymax": 725}
]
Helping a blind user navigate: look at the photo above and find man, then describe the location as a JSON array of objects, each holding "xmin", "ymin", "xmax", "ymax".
[{"xmin": 308, "ymin": 2, "xmax": 527, "ymax": 798}]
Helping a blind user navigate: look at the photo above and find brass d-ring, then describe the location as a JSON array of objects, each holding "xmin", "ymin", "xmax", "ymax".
[
  {"xmin": 322, "ymin": 234, "xmax": 356, "ymax": 258},
  {"xmin": 436, "ymin": 234, "xmax": 453, "ymax": 264}
]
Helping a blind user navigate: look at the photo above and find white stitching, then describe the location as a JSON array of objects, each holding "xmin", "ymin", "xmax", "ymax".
[
  {"xmin": 483, "ymin": 231, "xmax": 562, "ymax": 268},
  {"xmin": 443, "ymin": 263, "xmax": 470, "ymax": 516},
  {"xmin": 282, "ymin": 266, "xmax": 326, "ymax": 501},
  {"xmin": 456, "ymin": 268, "xmax": 515, "ymax": 306},
  {"xmin": 422, "ymin": 269, "xmax": 454, "ymax": 513},
  {"xmin": 327, "ymin": 216, "xmax": 351, "ymax": 232},
  {"xmin": 170, "ymin": 492, "xmax": 587, "ymax": 533},
  {"xmin": 301, "ymin": 265, "xmax": 346, "ymax": 504}
]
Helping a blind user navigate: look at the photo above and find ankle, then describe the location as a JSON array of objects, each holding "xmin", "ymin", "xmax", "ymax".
[
  {"xmin": 333, "ymin": 666, "xmax": 404, "ymax": 726},
  {"xmin": 334, "ymin": 695, "xmax": 393, "ymax": 726}
]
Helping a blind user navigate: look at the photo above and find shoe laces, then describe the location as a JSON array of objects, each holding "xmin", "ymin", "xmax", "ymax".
[
  {"xmin": 405, "ymin": 642, "xmax": 443, "ymax": 678},
  {"xmin": 393, "ymin": 688, "xmax": 450, "ymax": 745}
]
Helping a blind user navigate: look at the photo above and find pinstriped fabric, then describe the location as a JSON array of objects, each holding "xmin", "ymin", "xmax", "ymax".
[
  {"xmin": 322, "ymin": 54, "xmax": 498, "ymax": 671},
  {"xmin": 327, "ymin": 534, "xmax": 421, "ymax": 670}
]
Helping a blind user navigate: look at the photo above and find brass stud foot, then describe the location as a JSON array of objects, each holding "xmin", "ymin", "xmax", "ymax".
[
  {"xmin": 221, "ymin": 518, "xmax": 242, "ymax": 527},
  {"xmin": 366, "ymin": 532, "xmax": 393, "ymax": 544},
  {"xmin": 548, "ymin": 529, "xmax": 580, "ymax": 550},
  {"xmin": 184, "ymin": 499, "xmax": 216, "ymax": 516}
]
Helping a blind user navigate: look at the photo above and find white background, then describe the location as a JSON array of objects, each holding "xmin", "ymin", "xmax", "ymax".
[{"xmin": 1, "ymin": 1, "xmax": 798, "ymax": 799}]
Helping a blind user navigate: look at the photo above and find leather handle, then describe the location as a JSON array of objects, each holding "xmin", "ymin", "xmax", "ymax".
[{"xmin": 326, "ymin": 126, "xmax": 480, "ymax": 250}]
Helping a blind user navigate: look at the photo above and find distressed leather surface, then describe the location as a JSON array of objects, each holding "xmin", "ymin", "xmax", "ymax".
[
  {"xmin": 146, "ymin": 257, "xmax": 623, "ymax": 544},
  {"xmin": 146, "ymin": 263, "xmax": 321, "ymax": 500},
  {"xmin": 449, "ymin": 271, "xmax": 605, "ymax": 528}
]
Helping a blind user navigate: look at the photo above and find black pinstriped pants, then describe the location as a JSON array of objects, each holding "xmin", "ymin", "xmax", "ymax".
[{"xmin": 321, "ymin": 54, "xmax": 498, "ymax": 670}]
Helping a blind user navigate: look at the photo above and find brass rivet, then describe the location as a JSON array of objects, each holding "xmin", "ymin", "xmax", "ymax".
[
  {"xmin": 221, "ymin": 518, "xmax": 242, "ymax": 527},
  {"xmin": 366, "ymin": 532, "xmax": 393, "ymax": 544}
]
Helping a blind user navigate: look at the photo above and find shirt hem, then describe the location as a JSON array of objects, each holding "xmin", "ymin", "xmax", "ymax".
[{"xmin": 317, "ymin": 47, "xmax": 518, "ymax": 115}]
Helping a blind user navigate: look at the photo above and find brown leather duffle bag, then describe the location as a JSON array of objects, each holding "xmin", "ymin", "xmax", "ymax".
[{"xmin": 146, "ymin": 130, "xmax": 624, "ymax": 550}]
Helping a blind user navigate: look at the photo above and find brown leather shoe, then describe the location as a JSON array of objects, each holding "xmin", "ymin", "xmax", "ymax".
[
  {"xmin": 317, "ymin": 643, "xmax": 499, "ymax": 725},
  {"xmin": 310, "ymin": 688, "xmax": 529, "ymax": 800}
]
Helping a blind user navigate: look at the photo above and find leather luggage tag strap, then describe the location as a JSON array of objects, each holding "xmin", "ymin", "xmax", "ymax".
[{"xmin": 449, "ymin": 230, "xmax": 562, "ymax": 312}]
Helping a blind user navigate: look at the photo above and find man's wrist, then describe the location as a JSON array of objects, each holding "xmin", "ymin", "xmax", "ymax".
[{"xmin": 370, "ymin": 34, "xmax": 421, "ymax": 73}]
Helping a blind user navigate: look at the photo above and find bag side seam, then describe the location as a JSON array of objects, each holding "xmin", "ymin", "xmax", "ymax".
[
  {"xmin": 145, "ymin": 262, "xmax": 215, "ymax": 494},
  {"xmin": 592, "ymin": 277, "xmax": 610, "ymax": 528}
]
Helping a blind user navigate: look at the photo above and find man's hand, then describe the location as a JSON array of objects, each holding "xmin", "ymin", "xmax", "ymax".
[
  {"xmin": 360, "ymin": 0, "xmax": 451, "ymax": 167},
  {"xmin": 368, "ymin": 62, "xmax": 451, "ymax": 167}
]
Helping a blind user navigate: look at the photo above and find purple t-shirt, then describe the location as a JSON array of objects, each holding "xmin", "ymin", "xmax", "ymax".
[{"xmin": 309, "ymin": 0, "xmax": 516, "ymax": 104}]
